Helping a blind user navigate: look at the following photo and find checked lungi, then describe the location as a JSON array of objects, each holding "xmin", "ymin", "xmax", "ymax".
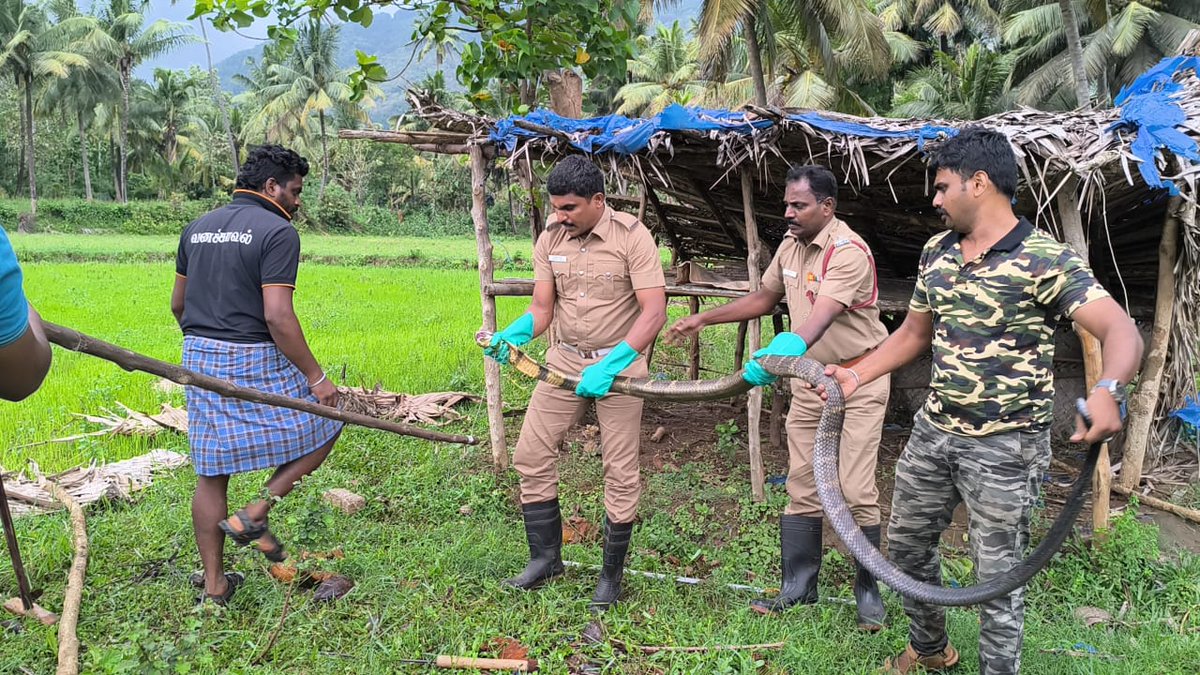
[{"xmin": 183, "ymin": 336, "xmax": 343, "ymax": 476}]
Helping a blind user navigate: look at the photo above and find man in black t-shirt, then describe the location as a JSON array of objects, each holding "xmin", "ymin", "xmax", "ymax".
[{"xmin": 173, "ymin": 145, "xmax": 343, "ymax": 606}]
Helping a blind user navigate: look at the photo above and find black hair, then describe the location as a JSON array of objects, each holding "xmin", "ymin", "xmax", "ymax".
[
  {"xmin": 235, "ymin": 144, "xmax": 310, "ymax": 191},
  {"xmin": 785, "ymin": 164, "xmax": 838, "ymax": 204},
  {"xmin": 546, "ymin": 156, "xmax": 605, "ymax": 198},
  {"xmin": 928, "ymin": 126, "xmax": 1019, "ymax": 199}
]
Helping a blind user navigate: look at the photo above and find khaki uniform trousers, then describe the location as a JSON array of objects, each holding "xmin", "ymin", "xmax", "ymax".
[
  {"xmin": 783, "ymin": 373, "xmax": 890, "ymax": 525},
  {"xmin": 513, "ymin": 345, "xmax": 648, "ymax": 524}
]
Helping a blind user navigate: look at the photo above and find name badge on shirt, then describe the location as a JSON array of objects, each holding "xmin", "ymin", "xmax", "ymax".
[
  {"xmin": 782, "ymin": 268, "xmax": 798, "ymax": 279},
  {"xmin": 548, "ymin": 255, "xmax": 568, "ymax": 263}
]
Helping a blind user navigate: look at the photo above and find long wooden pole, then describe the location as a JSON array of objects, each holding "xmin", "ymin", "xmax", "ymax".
[
  {"xmin": 41, "ymin": 478, "xmax": 86, "ymax": 675},
  {"xmin": 741, "ymin": 170, "xmax": 766, "ymax": 502},
  {"xmin": 0, "ymin": 480, "xmax": 34, "ymax": 611},
  {"xmin": 1118, "ymin": 195, "xmax": 1183, "ymax": 490},
  {"xmin": 687, "ymin": 296, "xmax": 701, "ymax": 380},
  {"xmin": 470, "ymin": 146, "xmax": 509, "ymax": 468},
  {"xmin": 1056, "ymin": 179, "xmax": 1109, "ymax": 532},
  {"xmin": 41, "ymin": 323, "xmax": 477, "ymax": 445},
  {"xmin": 768, "ymin": 313, "xmax": 788, "ymax": 450}
]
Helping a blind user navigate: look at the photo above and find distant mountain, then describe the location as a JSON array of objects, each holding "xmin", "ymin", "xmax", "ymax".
[{"xmin": 141, "ymin": 0, "xmax": 704, "ymax": 123}]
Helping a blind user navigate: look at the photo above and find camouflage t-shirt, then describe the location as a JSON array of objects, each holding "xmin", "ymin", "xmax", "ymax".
[{"xmin": 910, "ymin": 217, "xmax": 1110, "ymax": 436}]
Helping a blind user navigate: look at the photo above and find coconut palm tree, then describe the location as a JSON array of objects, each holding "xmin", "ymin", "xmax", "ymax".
[
  {"xmin": 136, "ymin": 68, "xmax": 204, "ymax": 166},
  {"xmin": 890, "ymin": 44, "xmax": 1016, "ymax": 118},
  {"xmin": 1004, "ymin": 0, "xmax": 1200, "ymax": 109},
  {"xmin": 248, "ymin": 20, "xmax": 378, "ymax": 198},
  {"xmin": 0, "ymin": 0, "xmax": 90, "ymax": 215},
  {"xmin": 616, "ymin": 22, "xmax": 711, "ymax": 116},
  {"xmin": 878, "ymin": 0, "xmax": 1003, "ymax": 52},
  {"xmin": 689, "ymin": 0, "xmax": 891, "ymax": 108},
  {"xmin": 40, "ymin": 0, "xmax": 120, "ymax": 201},
  {"xmin": 96, "ymin": 0, "xmax": 195, "ymax": 201}
]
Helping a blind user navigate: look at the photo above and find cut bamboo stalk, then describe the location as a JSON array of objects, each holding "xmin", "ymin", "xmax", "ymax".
[
  {"xmin": 470, "ymin": 146, "xmax": 508, "ymax": 469},
  {"xmin": 41, "ymin": 323, "xmax": 477, "ymax": 445},
  {"xmin": 769, "ymin": 313, "xmax": 788, "ymax": 449},
  {"xmin": 1111, "ymin": 484, "xmax": 1200, "ymax": 525},
  {"xmin": 741, "ymin": 170, "xmax": 766, "ymax": 502},
  {"xmin": 40, "ymin": 476, "xmax": 86, "ymax": 675},
  {"xmin": 1057, "ymin": 179, "xmax": 1110, "ymax": 533},
  {"xmin": 688, "ymin": 296, "xmax": 701, "ymax": 380},
  {"xmin": 1119, "ymin": 195, "xmax": 1183, "ymax": 491}
]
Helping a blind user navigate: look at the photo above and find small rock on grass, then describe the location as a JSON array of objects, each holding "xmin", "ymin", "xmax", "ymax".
[{"xmin": 323, "ymin": 488, "xmax": 366, "ymax": 515}]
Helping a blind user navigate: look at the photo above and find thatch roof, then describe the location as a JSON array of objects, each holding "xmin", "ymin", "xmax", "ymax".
[{"xmin": 344, "ymin": 45, "xmax": 1200, "ymax": 465}]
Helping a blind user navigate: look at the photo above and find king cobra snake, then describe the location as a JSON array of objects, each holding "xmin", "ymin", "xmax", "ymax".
[{"xmin": 477, "ymin": 331, "xmax": 1101, "ymax": 607}]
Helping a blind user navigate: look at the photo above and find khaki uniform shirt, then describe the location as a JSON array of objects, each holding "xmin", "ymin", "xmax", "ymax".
[
  {"xmin": 761, "ymin": 218, "xmax": 888, "ymax": 365},
  {"xmin": 911, "ymin": 218, "xmax": 1110, "ymax": 436},
  {"xmin": 533, "ymin": 206, "xmax": 665, "ymax": 351}
]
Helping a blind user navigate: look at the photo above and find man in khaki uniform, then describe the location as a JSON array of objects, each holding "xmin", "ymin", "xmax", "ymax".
[
  {"xmin": 668, "ymin": 164, "xmax": 890, "ymax": 629},
  {"xmin": 485, "ymin": 156, "xmax": 667, "ymax": 611}
]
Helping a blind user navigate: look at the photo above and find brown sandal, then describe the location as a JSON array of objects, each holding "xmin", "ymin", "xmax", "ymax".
[
  {"xmin": 195, "ymin": 572, "xmax": 244, "ymax": 607},
  {"xmin": 219, "ymin": 509, "xmax": 286, "ymax": 562}
]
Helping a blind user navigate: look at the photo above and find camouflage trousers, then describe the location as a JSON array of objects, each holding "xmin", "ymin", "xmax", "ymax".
[{"xmin": 888, "ymin": 410, "xmax": 1051, "ymax": 675}]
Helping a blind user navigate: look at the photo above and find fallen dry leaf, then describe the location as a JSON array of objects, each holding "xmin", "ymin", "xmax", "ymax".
[
  {"xmin": 579, "ymin": 621, "xmax": 605, "ymax": 645},
  {"xmin": 483, "ymin": 636, "xmax": 530, "ymax": 660},
  {"xmin": 312, "ymin": 574, "xmax": 355, "ymax": 602},
  {"xmin": 563, "ymin": 516, "xmax": 599, "ymax": 544}
]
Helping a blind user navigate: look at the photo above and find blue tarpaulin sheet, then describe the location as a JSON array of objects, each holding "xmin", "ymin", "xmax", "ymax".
[
  {"xmin": 488, "ymin": 103, "xmax": 959, "ymax": 155},
  {"xmin": 1171, "ymin": 396, "xmax": 1200, "ymax": 440},
  {"xmin": 491, "ymin": 58, "xmax": 1199, "ymax": 195},
  {"xmin": 1110, "ymin": 56, "xmax": 1200, "ymax": 195}
]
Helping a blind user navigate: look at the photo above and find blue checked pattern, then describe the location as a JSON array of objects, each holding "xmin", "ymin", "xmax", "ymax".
[{"xmin": 183, "ymin": 336, "xmax": 343, "ymax": 476}]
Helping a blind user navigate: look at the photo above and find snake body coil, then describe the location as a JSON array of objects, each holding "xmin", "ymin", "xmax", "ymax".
[{"xmin": 478, "ymin": 332, "xmax": 1098, "ymax": 606}]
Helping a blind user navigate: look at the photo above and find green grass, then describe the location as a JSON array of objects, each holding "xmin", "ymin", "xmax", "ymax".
[
  {"xmin": 2, "ymin": 236, "xmax": 1197, "ymax": 673},
  {"xmin": 8, "ymin": 232, "xmax": 536, "ymax": 270},
  {"xmin": 2, "ymin": 260, "xmax": 536, "ymax": 471}
]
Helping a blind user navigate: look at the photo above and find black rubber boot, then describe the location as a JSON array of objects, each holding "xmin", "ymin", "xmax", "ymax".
[
  {"xmin": 589, "ymin": 517, "xmax": 633, "ymax": 612},
  {"xmin": 750, "ymin": 515, "xmax": 822, "ymax": 614},
  {"xmin": 854, "ymin": 524, "xmax": 887, "ymax": 631},
  {"xmin": 502, "ymin": 499, "xmax": 565, "ymax": 590}
]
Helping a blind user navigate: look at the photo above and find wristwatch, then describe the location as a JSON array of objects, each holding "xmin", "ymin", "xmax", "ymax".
[{"xmin": 1093, "ymin": 378, "xmax": 1128, "ymax": 404}]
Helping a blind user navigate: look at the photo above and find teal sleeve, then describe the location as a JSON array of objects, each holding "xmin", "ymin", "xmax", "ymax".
[{"xmin": 0, "ymin": 230, "xmax": 29, "ymax": 348}]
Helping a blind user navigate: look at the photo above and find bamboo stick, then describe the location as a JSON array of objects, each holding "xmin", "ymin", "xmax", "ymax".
[
  {"xmin": 1111, "ymin": 484, "xmax": 1200, "ymax": 525},
  {"xmin": 1118, "ymin": 195, "xmax": 1182, "ymax": 491},
  {"xmin": 41, "ymin": 323, "xmax": 477, "ymax": 445},
  {"xmin": 742, "ymin": 170, "xmax": 766, "ymax": 502},
  {"xmin": 40, "ymin": 475, "xmax": 86, "ymax": 675},
  {"xmin": 470, "ymin": 146, "xmax": 509, "ymax": 468},
  {"xmin": 1056, "ymin": 179, "xmax": 1110, "ymax": 533},
  {"xmin": 688, "ymin": 296, "xmax": 701, "ymax": 380},
  {"xmin": 768, "ymin": 313, "xmax": 788, "ymax": 449}
]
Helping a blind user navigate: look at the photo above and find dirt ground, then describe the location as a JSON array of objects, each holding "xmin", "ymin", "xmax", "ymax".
[{"xmin": 564, "ymin": 397, "xmax": 1200, "ymax": 557}]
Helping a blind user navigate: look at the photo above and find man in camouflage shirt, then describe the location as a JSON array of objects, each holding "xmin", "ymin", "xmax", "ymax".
[{"xmin": 823, "ymin": 127, "xmax": 1143, "ymax": 674}]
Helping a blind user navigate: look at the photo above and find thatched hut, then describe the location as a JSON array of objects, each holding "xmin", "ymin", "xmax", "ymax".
[{"xmin": 342, "ymin": 44, "xmax": 1200, "ymax": 526}]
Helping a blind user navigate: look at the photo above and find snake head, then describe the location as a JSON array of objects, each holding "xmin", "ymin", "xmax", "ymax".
[{"xmin": 474, "ymin": 330, "xmax": 494, "ymax": 349}]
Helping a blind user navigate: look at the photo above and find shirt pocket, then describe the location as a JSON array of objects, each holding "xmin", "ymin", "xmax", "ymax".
[
  {"xmin": 590, "ymin": 262, "xmax": 628, "ymax": 301},
  {"xmin": 781, "ymin": 270, "xmax": 804, "ymax": 306},
  {"xmin": 551, "ymin": 261, "xmax": 576, "ymax": 296}
]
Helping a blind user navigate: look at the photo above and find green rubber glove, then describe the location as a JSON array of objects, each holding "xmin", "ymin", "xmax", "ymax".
[
  {"xmin": 485, "ymin": 312, "xmax": 535, "ymax": 364},
  {"xmin": 742, "ymin": 332, "xmax": 808, "ymax": 386},
  {"xmin": 575, "ymin": 341, "xmax": 639, "ymax": 398}
]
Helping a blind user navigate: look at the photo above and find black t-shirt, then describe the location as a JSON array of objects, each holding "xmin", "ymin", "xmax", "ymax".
[{"xmin": 175, "ymin": 192, "xmax": 301, "ymax": 343}]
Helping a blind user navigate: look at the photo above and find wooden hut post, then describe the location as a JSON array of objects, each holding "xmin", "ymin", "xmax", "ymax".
[
  {"xmin": 1056, "ymin": 179, "xmax": 1109, "ymax": 532},
  {"xmin": 470, "ymin": 146, "xmax": 508, "ymax": 469},
  {"xmin": 741, "ymin": 169, "xmax": 767, "ymax": 501},
  {"xmin": 688, "ymin": 297, "xmax": 701, "ymax": 379},
  {"xmin": 1119, "ymin": 194, "xmax": 1184, "ymax": 491},
  {"xmin": 769, "ymin": 313, "xmax": 789, "ymax": 449},
  {"xmin": 734, "ymin": 321, "xmax": 749, "ymax": 369}
]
